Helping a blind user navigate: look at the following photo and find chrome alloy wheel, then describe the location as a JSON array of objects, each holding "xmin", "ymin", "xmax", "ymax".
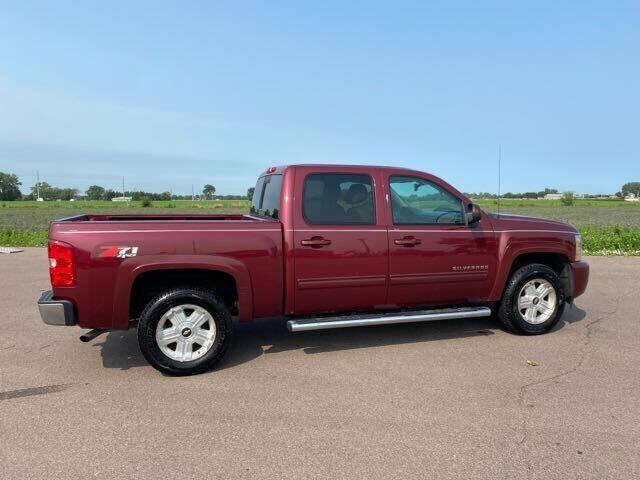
[
  {"xmin": 155, "ymin": 304, "xmax": 216, "ymax": 362},
  {"xmin": 517, "ymin": 279, "xmax": 557, "ymax": 325}
]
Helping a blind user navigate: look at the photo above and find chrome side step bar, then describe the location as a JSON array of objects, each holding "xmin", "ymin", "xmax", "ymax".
[{"xmin": 287, "ymin": 306, "xmax": 492, "ymax": 332}]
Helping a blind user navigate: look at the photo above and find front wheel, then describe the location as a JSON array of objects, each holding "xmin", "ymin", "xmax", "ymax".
[
  {"xmin": 498, "ymin": 264, "xmax": 566, "ymax": 335},
  {"xmin": 137, "ymin": 288, "xmax": 232, "ymax": 375}
]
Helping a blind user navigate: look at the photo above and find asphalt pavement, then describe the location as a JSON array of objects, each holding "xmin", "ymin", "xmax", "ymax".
[{"xmin": 1, "ymin": 249, "xmax": 638, "ymax": 479}]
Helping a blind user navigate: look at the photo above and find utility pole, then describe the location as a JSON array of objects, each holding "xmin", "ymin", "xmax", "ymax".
[
  {"xmin": 122, "ymin": 177, "xmax": 126, "ymax": 198},
  {"xmin": 36, "ymin": 171, "xmax": 41, "ymax": 200},
  {"xmin": 192, "ymin": 184, "xmax": 195, "ymax": 201}
]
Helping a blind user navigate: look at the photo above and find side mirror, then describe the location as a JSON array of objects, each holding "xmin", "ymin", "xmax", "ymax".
[{"xmin": 466, "ymin": 203, "xmax": 482, "ymax": 225}]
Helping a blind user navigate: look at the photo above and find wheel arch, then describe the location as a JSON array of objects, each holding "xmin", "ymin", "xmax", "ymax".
[
  {"xmin": 113, "ymin": 255, "xmax": 253, "ymax": 328},
  {"xmin": 490, "ymin": 249, "xmax": 571, "ymax": 302}
]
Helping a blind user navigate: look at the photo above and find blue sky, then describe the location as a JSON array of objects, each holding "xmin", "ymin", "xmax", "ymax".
[{"xmin": 0, "ymin": 0, "xmax": 637, "ymax": 195}]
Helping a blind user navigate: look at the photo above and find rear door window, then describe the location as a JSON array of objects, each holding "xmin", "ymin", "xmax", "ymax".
[{"xmin": 303, "ymin": 173, "xmax": 375, "ymax": 225}]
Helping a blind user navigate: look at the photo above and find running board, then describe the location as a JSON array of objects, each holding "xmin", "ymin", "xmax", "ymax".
[{"xmin": 287, "ymin": 306, "xmax": 492, "ymax": 333}]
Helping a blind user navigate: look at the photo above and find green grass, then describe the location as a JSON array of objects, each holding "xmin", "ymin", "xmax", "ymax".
[
  {"xmin": 0, "ymin": 200, "xmax": 250, "ymax": 246},
  {"xmin": 475, "ymin": 199, "xmax": 640, "ymax": 228},
  {"xmin": 0, "ymin": 229, "xmax": 48, "ymax": 247},
  {"xmin": 0, "ymin": 202, "xmax": 249, "ymax": 231},
  {"xmin": 474, "ymin": 198, "xmax": 632, "ymax": 208},
  {"xmin": 578, "ymin": 226, "xmax": 640, "ymax": 256},
  {"xmin": 1, "ymin": 199, "xmax": 639, "ymax": 254}
]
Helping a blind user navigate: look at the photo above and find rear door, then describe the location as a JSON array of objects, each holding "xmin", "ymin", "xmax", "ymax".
[
  {"xmin": 292, "ymin": 167, "xmax": 389, "ymax": 315},
  {"xmin": 385, "ymin": 173, "xmax": 497, "ymax": 307}
]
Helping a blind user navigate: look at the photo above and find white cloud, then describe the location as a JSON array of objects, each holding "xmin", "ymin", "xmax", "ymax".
[
  {"xmin": 0, "ymin": 75, "xmax": 306, "ymax": 193},
  {"xmin": 0, "ymin": 74, "xmax": 233, "ymax": 158}
]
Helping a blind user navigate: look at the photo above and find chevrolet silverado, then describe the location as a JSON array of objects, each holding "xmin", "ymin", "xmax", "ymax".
[{"xmin": 38, "ymin": 165, "xmax": 589, "ymax": 375}]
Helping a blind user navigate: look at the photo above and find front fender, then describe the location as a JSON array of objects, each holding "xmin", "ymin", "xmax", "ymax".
[
  {"xmin": 488, "ymin": 234, "xmax": 574, "ymax": 301},
  {"xmin": 112, "ymin": 254, "xmax": 253, "ymax": 328}
]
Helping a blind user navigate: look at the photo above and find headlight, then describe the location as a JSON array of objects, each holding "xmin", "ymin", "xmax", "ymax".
[{"xmin": 575, "ymin": 234, "xmax": 582, "ymax": 261}]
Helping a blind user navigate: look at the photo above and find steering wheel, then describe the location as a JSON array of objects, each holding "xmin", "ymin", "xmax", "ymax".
[{"xmin": 434, "ymin": 211, "xmax": 459, "ymax": 224}]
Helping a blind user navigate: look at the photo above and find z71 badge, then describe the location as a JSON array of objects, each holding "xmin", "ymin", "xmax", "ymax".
[{"xmin": 96, "ymin": 246, "xmax": 139, "ymax": 259}]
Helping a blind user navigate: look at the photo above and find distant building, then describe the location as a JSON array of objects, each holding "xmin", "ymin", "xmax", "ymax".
[
  {"xmin": 625, "ymin": 193, "xmax": 639, "ymax": 202},
  {"xmin": 543, "ymin": 192, "xmax": 586, "ymax": 200},
  {"xmin": 112, "ymin": 196, "xmax": 132, "ymax": 202}
]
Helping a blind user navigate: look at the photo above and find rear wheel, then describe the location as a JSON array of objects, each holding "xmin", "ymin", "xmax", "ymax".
[
  {"xmin": 137, "ymin": 287, "xmax": 232, "ymax": 375},
  {"xmin": 498, "ymin": 264, "xmax": 565, "ymax": 334}
]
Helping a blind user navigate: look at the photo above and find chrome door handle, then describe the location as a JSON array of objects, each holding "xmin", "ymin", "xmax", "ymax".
[
  {"xmin": 394, "ymin": 236, "xmax": 421, "ymax": 247},
  {"xmin": 300, "ymin": 237, "xmax": 332, "ymax": 248}
]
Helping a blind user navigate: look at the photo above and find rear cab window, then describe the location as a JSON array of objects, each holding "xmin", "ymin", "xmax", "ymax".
[
  {"xmin": 251, "ymin": 174, "xmax": 283, "ymax": 219},
  {"xmin": 303, "ymin": 173, "xmax": 375, "ymax": 225}
]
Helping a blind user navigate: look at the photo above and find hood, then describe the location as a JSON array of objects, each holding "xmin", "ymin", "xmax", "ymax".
[{"xmin": 489, "ymin": 213, "xmax": 577, "ymax": 233}]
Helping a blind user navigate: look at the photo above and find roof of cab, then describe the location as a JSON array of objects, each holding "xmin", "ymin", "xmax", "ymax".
[
  {"xmin": 260, "ymin": 164, "xmax": 432, "ymax": 177},
  {"xmin": 259, "ymin": 164, "xmax": 470, "ymax": 203}
]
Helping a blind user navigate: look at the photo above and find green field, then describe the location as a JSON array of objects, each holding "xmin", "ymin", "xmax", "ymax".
[
  {"xmin": 0, "ymin": 199, "xmax": 249, "ymax": 230},
  {"xmin": 474, "ymin": 198, "xmax": 640, "ymax": 228},
  {"xmin": 478, "ymin": 199, "xmax": 640, "ymax": 255},
  {"xmin": 1, "ymin": 198, "xmax": 639, "ymax": 255}
]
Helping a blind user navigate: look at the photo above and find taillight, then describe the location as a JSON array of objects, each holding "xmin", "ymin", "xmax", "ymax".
[{"xmin": 48, "ymin": 241, "xmax": 76, "ymax": 287}]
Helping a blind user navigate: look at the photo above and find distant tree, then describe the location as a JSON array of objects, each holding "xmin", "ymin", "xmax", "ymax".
[
  {"xmin": 621, "ymin": 182, "xmax": 640, "ymax": 197},
  {"xmin": 30, "ymin": 181, "xmax": 52, "ymax": 199},
  {"xmin": 202, "ymin": 184, "xmax": 216, "ymax": 199},
  {"xmin": 86, "ymin": 185, "xmax": 106, "ymax": 200},
  {"xmin": 59, "ymin": 188, "xmax": 79, "ymax": 201},
  {"xmin": 103, "ymin": 189, "xmax": 118, "ymax": 200},
  {"xmin": 544, "ymin": 188, "xmax": 559, "ymax": 194},
  {"xmin": 29, "ymin": 182, "xmax": 78, "ymax": 200},
  {"xmin": 247, "ymin": 187, "xmax": 255, "ymax": 201},
  {"xmin": 0, "ymin": 172, "xmax": 22, "ymax": 200},
  {"xmin": 560, "ymin": 191, "xmax": 575, "ymax": 206}
]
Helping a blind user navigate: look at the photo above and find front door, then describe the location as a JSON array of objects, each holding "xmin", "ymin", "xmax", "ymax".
[
  {"xmin": 386, "ymin": 174, "xmax": 497, "ymax": 308},
  {"xmin": 293, "ymin": 169, "xmax": 389, "ymax": 315}
]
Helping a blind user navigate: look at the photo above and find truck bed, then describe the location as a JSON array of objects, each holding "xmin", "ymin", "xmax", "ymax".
[{"xmin": 48, "ymin": 213, "xmax": 284, "ymax": 329}]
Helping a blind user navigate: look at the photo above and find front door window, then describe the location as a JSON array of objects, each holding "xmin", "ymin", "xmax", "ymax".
[{"xmin": 389, "ymin": 176, "xmax": 464, "ymax": 225}]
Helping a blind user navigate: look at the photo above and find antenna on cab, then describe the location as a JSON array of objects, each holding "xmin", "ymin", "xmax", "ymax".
[{"xmin": 497, "ymin": 144, "xmax": 502, "ymax": 216}]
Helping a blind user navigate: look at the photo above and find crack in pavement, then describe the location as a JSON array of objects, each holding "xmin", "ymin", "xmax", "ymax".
[{"xmin": 515, "ymin": 286, "xmax": 635, "ymax": 477}]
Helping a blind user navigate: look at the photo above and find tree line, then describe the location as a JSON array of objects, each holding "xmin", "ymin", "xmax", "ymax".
[
  {"xmin": 464, "ymin": 188, "xmax": 560, "ymax": 199},
  {"xmin": 466, "ymin": 184, "xmax": 640, "ymax": 199},
  {"xmin": 0, "ymin": 172, "xmax": 256, "ymax": 201},
  {"xmin": 2, "ymin": 170, "xmax": 639, "ymax": 202}
]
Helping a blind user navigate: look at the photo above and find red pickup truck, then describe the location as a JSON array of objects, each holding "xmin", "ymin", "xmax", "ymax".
[{"xmin": 38, "ymin": 165, "xmax": 589, "ymax": 375}]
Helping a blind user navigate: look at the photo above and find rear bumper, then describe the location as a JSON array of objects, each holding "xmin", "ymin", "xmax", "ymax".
[
  {"xmin": 570, "ymin": 260, "xmax": 589, "ymax": 300},
  {"xmin": 38, "ymin": 290, "xmax": 76, "ymax": 326}
]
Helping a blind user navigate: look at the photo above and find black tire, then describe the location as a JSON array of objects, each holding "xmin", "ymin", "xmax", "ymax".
[
  {"xmin": 137, "ymin": 287, "xmax": 232, "ymax": 375},
  {"xmin": 498, "ymin": 263, "xmax": 566, "ymax": 335}
]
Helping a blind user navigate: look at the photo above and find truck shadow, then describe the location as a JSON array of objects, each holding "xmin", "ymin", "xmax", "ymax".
[
  {"xmin": 219, "ymin": 304, "xmax": 586, "ymax": 371},
  {"xmin": 93, "ymin": 331, "xmax": 148, "ymax": 370},
  {"xmin": 94, "ymin": 306, "xmax": 586, "ymax": 372}
]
